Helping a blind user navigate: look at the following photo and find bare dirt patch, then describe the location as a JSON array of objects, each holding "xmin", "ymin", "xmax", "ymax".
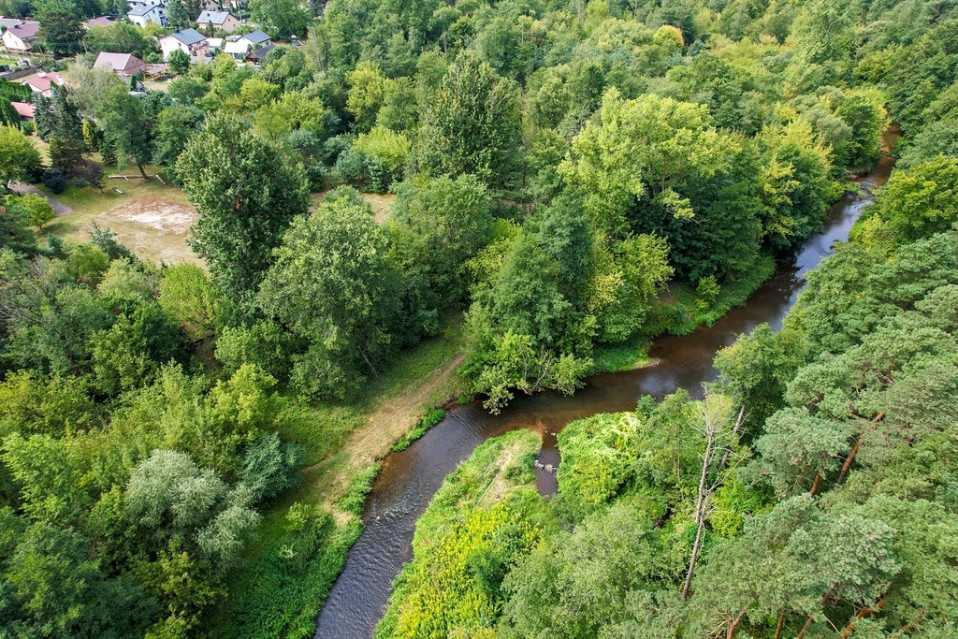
[
  {"xmin": 476, "ymin": 439, "xmax": 528, "ymax": 508},
  {"xmin": 90, "ymin": 196, "xmax": 202, "ymax": 266},
  {"xmin": 364, "ymin": 193, "xmax": 396, "ymax": 224},
  {"xmin": 109, "ymin": 196, "xmax": 198, "ymax": 233}
]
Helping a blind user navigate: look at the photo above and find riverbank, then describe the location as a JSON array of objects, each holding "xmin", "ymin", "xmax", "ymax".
[
  {"xmin": 376, "ymin": 430, "xmax": 545, "ymax": 638},
  {"xmin": 208, "ymin": 320, "xmax": 467, "ymax": 637},
  {"xmin": 313, "ymin": 135, "xmax": 898, "ymax": 638}
]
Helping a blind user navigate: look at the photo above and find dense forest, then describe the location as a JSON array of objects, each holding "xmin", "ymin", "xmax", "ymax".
[
  {"xmin": 377, "ymin": 189, "xmax": 958, "ymax": 637},
  {"xmin": 1, "ymin": 0, "xmax": 958, "ymax": 636}
]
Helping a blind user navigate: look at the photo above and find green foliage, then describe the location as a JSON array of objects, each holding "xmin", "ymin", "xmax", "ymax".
[
  {"xmin": 89, "ymin": 301, "xmax": 186, "ymax": 395},
  {"xmin": 352, "ymin": 126, "xmax": 410, "ymax": 187},
  {"xmin": 159, "ymin": 263, "xmax": 228, "ymax": 341},
  {"xmin": 9, "ymin": 193, "xmax": 54, "ymax": 230},
  {"xmin": 220, "ymin": 508, "xmax": 361, "ymax": 638},
  {"xmin": 37, "ymin": 1, "xmax": 85, "ymax": 57},
  {"xmin": 560, "ymin": 88, "xmax": 732, "ymax": 236},
  {"xmin": 347, "ymin": 61, "xmax": 392, "ymax": 132},
  {"xmin": 95, "ymin": 85, "xmax": 152, "ymax": 178},
  {"xmin": 417, "ymin": 51, "xmax": 522, "ymax": 190},
  {"xmin": 557, "ymin": 412, "xmax": 644, "ymax": 506},
  {"xmin": 0, "ymin": 124, "xmax": 41, "ymax": 188},
  {"xmin": 256, "ymin": 192, "xmax": 403, "ymax": 399},
  {"xmin": 377, "ymin": 430, "xmax": 544, "ymax": 639},
  {"xmin": 177, "ymin": 113, "xmax": 310, "ymax": 310},
  {"xmin": 854, "ymin": 156, "xmax": 958, "ymax": 250},
  {"xmin": 252, "ymin": 91, "xmax": 325, "ymax": 140},
  {"xmin": 756, "ymin": 119, "xmax": 840, "ymax": 251},
  {"xmin": 84, "ymin": 21, "xmax": 156, "ymax": 59},
  {"xmin": 3, "ymin": 0, "xmax": 957, "ymax": 636},
  {"xmin": 0, "ymin": 207, "xmax": 37, "ymax": 260},
  {"xmin": 391, "ymin": 407, "xmax": 445, "ymax": 452},
  {"xmin": 152, "ymin": 105, "xmax": 204, "ymax": 178},
  {"xmin": 250, "ymin": 0, "xmax": 310, "ymax": 39},
  {"xmin": 337, "ymin": 462, "xmax": 379, "ymax": 516},
  {"xmin": 389, "ymin": 174, "xmax": 492, "ymax": 308},
  {"xmin": 168, "ymin": 49, "xmax": 190, "ymax": 76}
]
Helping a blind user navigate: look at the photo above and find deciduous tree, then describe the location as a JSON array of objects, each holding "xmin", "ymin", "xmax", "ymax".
[{"xmin": 176, "ymin": 114, "xmax": 309, "ymax": 309}]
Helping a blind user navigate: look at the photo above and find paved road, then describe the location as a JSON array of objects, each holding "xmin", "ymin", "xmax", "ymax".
[{"xmin": 9, "ymin": 182, "xmax": 72, "ymax": 216}]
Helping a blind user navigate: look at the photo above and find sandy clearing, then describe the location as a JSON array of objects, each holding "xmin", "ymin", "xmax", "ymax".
[{"xmin": 86, "ymin": 195, "xmax": 203, "ymax": 266}]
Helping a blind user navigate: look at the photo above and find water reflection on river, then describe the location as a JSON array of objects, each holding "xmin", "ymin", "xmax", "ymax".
[{"xmin": 313, "ymin": 143, "xmax": 898, "ymax": 639}]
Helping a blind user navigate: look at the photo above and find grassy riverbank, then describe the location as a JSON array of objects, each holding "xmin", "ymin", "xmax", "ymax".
[
  {"xmin": 593, "ymin": 254, "xmax": 777, "ymax": 372},
  {"xmin": 208, "ymin": 318, "xmax": 467, "ymax": 637},
  {"xmin": 376, "ymin": 430, "xmax": 546, "ymax": 638}
]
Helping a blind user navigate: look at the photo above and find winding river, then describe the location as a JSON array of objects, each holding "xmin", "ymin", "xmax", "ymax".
[{"xmin": 314, "ymin": 133, "xmax": 899, "ymax": 639}]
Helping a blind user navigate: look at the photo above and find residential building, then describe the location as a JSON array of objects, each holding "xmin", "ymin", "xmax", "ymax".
[
  {"xmin": 10, "ymin": 100, "xmax": 34, "ymax": 121},
  {"xmin": 94, "ymin": 51, "xmax": 147, "ymax": 76},
  {"xmin": 159, "ymin": 28, "xmax": 208, "ymax": 60},
  {"xmin": 85, "ymin": 16, "xmax": 117, "ymax": 28},
  {"xmin": 238, "ymin": 29, "xmax": 270, "ymax": 50},
  {"xmin": 1, "ymin": 20, "xmax": 39, "ymax": 51},
  {"xmin": 196, "ymin": 10, "xmax": 241, "ymax": 33},
  {"xmin": 246, "ymin": 43, "xmax": 274, "ymax": 64},
  {"xmin": 223, "ymin": 38, "xmax": 247, "ymax": 60},
  {"xmin": 20, "ymin": 71, "xmax": 66, "ymax": 97},
  {"xmin": 127, "ymin": 3, "xmax": 167, "ymax": 27}
]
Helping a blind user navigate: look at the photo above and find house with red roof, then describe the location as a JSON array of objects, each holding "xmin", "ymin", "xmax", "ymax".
[
  {"xmin": 20, "ymin": 71, "xmax": 67, "ymax": 97},
  {"xmin": 94, "ymin": 52, "xmax": 147, "ymax": 76},
  {"xmin": 85, "ymin": 16, "xmax": 118, "ymax": 28},
  {"xmin": 10, "ymin": 101, "xmax": 35, "ymax": 121},
  {"xmin": 1, "ymin": 20, "xmax": 39, "ymax": 51}
]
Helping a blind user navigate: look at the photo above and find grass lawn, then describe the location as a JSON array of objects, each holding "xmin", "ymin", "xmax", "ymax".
[{"xmin": 38, "ymin": 168, "xmax": 203, "ymax": 266}]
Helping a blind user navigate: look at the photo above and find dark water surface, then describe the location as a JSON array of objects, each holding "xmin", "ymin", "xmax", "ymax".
[{"xmin": 314, "ymin": 141, "xmax": 899, "ymax": 639}]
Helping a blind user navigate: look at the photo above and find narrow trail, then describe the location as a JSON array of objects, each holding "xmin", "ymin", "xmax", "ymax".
[
  {"xmin": 309, "ymin": 353, "xmax": 466, "ymax": 523},
  {"xmin": 9, "ymin": 181, "xmax": 72, "ymax": 215}
]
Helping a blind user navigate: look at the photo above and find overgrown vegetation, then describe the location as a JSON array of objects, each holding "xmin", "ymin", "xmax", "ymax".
[
  {"xmin": 376, "ymin": 206, "xmax": 958, "ymax": 639},
  {"xmin": 392, "ymin": 407, "xmax": 446, "ymax": 452},
  {"xmin": 2, "ymin": 0, "xmax": 958, "ymax": 635},
  {"xmin": 377, "ymin": 430, "xmax": 544, "ymax": 638}
]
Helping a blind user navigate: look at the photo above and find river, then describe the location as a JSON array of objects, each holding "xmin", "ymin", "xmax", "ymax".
[{"xmin": 314, "ymin": 133, "xmax": 899, "ymax": 639}]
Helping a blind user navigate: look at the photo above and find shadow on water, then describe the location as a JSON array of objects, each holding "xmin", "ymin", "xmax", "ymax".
[{"xmin": 313, "ymin": 135, "xmax": 899, "ymax": 639}]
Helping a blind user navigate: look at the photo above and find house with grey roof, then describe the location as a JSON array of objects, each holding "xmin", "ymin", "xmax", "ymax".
[
  {"xmin": 159, "ymin": 28, "xmax": 208, "ymax": 60},
  {"xmin": 238, "ymin": 29, "xmax": 270, "ymax": 50},
  {"xmin": 196, "ymin": 10, "xmax": 241, "ymax": 33},
  {"xmin": 127, "ymin": 3, "xmax": 167, "ymax": 27}
]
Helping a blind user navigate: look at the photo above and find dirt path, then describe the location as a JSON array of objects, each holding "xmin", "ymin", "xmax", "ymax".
[
  {"xmin": 9, "ymin": 182, "xmax": 72, "ymax": 215},
  {"xmin": 311, "ymin": 352, "xmax": 466, "ymax": 522}
]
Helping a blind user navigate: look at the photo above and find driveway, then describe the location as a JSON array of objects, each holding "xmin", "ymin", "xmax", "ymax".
[{"xmin": 9, "ymin": 182, "xmax": 73, "ymax": 216}]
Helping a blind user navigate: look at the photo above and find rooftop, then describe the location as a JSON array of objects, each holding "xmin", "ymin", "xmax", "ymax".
[
  {"xmin": 127, "ymin": 4, "xmax": 162, "ymax": 16},
  {"xmin": 85, "ymin": 16, "xmax": 117, "ymax": 27},
  {"xmin": 169, "ymin": 28, "xmax": 206, "ymax": 46},
  {"xmin": 197, "ymin": 10, "xmax": 232, "ymax": 24},
  {"xmin": 3, "ymin": 20, "xmax": 39, "ymax": 39},
  {"xmin": 94, "ymin": 52, "xmax": 144, "ymax": 72},
  {"xmin": 243, "ymin": 29, "xmax": 270, "ymax": 44},
  {"xmin": 10, "ymin": 101, "xmax": 34, "ymax": 119},
  {"xmin": 21, "ymin": 71, "xmax": 66, "ymax": 92}
]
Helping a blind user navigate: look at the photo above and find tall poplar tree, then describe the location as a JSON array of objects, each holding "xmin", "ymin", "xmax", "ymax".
[{"xmin": 176, "ymin": 114, "xmax": 310, "ymax": 310}]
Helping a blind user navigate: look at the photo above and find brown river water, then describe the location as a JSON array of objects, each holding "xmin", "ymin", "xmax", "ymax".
[{"xmin": 314, "ymin": 135, "xmax": 899, "ymax": 639}]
